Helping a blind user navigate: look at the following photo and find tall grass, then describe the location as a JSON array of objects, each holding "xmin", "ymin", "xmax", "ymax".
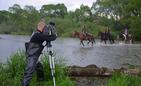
[
  {"xmin": 0, "ymin": 50, "xmax": 75, "ymax": 86},
  {"xmin": 107, "ymin": 72, "xmax": 141, "ymax": 86}
]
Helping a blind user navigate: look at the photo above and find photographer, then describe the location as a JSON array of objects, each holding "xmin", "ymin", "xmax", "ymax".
[{"xmin": 22, "ymin": 19, "xmax": 57, "ymax": 86}]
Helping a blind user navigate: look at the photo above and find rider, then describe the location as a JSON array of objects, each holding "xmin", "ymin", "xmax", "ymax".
[
  {"xmin": 82, "ymin": 25, "xmax": 87, "ymax": 37},
  {"xmin": 105, "ymin": 27, "xmax": 111, "ymax": 39},
  {"xmin": 104, "ymin": 28, "xmax": 109, "ymax": 40},
  {"xmin": 22, "ymin": 19, "xmax": 57, "ymax": 86},
  {"xmin": 124, "ymin": 25, "xmax": 129, "ymax": 37}
]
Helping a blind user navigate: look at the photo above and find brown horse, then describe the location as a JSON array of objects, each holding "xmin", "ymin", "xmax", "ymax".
[{"xmin": 73, "ymin": 31, "xmax": 95, "ymax": 46}]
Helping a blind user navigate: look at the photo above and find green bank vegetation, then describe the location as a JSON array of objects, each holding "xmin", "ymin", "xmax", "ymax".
[
  {"xmin": 0, "ymin": 0, "xmax": 141, "ymax": 40},
  {"xmin": 0, "ymin": 50, "xmax": 75, "ymax": 86},
  {"xmin": 0, "ymin": 51, "xmax": 141, "ymax": 86},
  {"xmin": 107, "ymin": 72, "xmax": 141, "ymax": 86}
]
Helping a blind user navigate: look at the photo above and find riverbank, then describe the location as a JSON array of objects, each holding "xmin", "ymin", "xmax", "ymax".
[
  {"xmin": 0, "ymin": 51, "xmax": 141, "ymax": 86},
  {"xmin": 69, "ymin": 64, "xmax": 141, "ymax": 86}
]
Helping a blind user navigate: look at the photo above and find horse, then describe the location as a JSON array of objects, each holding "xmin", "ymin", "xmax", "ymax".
[
  {"xmin": 73, "ymin": 31, "xmax": 95, "ymax": 46},
  {"xmin": 117, "ymin": 33, "xmax": 133, "ymax": 44},
  {"xmin": 98, "ymin": 31, "xmax": 115, "ymax": 44},
  {"xmin": 107, "ymin": 33, "xmax": 115, "ymax": 44}
]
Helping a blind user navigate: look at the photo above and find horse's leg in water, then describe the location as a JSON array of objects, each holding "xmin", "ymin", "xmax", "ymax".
[
  {"xmin": 100, "ymin": 39, "xmax": 104, "ymax": 43},
  {"xmin": 110, "ymin": 39, "xmax": 112, "ymax": 44},
  {"xmin": 109, "ymin": 36, "xmax": 113, "ymax": 44},
  {"xmin": 104, "ymin": 40, "xmax": 107, "ymax": 44},
  {"xmin": 123, "ymin": 34, "xmax": 127, "ymax": 43},
  {"xmin": 94, "ymin": 39, "xmax": 96, "ymax": 43},
  {"xmin": 109, "ymin": 38, "xmax": 114, "ymax": 44},
  {"xmin": 108, "ymin": 38, "xmax": 111, "ymax": 44},
  {"xmin": 80, "ymin": 40, "xmax": 85, "ymax": 46},
  {"xmin": 129, "ymin": 39, "xmax": 132, "ymax": 44},
  {"xmin": 91, "ymin": 41, "xmax": 93, "ymax": 46},
  {"xmin": 88, "ymin": 39, "xmax": 93, "ymax": 46},
  {"xmin": 91, "ymin": 39, "xmax": 96, "ymax": 46},
  {"xmin": 87, "ymin": 40, "xmax": 90, "ymax": 46},
  {"xmin": 80, "ymin": 41, "xmax": 82, "ymax": 46},
  {"xmin": 112, "ymin": 39, "xmax": 115, "ymax": 44}
]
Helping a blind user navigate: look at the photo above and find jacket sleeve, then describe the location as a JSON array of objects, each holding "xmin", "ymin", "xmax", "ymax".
[{"xmin": 38, "ymin": 33, "xmax": 57, "ymax": 42}]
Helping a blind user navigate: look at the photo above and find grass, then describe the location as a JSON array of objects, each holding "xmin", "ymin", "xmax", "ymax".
[
  {"xmin": 0, "ymin": 50, "xmax": 75, "ymax": 86},
  {"xmin": 107, "ymin": 72, "xmax": 141, "ymax": 86},
  {"xmin": 1, "ymin": 50, "xmax": 141, "ymax": 86}
]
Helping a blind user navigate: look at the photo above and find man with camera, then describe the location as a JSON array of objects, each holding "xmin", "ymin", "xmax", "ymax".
[{"xmin": 22, "ymin": 19, "xmax": 57, "ymax": 86}]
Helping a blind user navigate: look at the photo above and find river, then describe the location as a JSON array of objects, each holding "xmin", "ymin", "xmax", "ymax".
[{"xmin": 0, "ymin": 34, "xmax": 141, "ymax": 68}]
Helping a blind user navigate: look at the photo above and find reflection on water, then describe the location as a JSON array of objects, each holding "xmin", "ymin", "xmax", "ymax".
[{"xmin": 0, "ymin": 34, "xmax": 141, "ymax": 68}]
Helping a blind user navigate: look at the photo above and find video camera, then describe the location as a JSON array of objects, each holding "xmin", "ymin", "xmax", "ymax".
[{"xmin": 43, "ymin": 21, "xmax": 57, "ymax": 37}]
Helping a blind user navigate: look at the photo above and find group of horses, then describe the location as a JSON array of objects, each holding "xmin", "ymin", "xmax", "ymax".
[{"xmin": 73, "ymin": 31, "xmax": 133, "ymax": 46}]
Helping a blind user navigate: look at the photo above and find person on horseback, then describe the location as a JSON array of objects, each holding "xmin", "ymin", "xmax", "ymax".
[
  {"xmin": 106, "ymin": 27, "xmax": 115, "ymax": 44},
  {"xmin": 123, "ymin": 25, "xmax": 133, "ymax": 44},
  {"xmin": 105, "ymin": 27, "xmax": 110, "ymax": 38},
  {"xmin": 124, "ymin": 28, "xmax": 128, "ymax": 35},
  {"xmin": 98, "ymin": 29, "xmax": 107, "ymax": 44},
  {"xmin": 124, "ymin": 25, "xmax": 129, "ymax": 37},
  {"xmin": 81, "ymin": 25, "xmax": 87, "ymax": 37},
  {"xmin": 118, "ymin": 25, "xmax": 132, "ymax": 43},
  {"xmin": 104, "ymin": 28, "xmax": 108, "ymax": 40}
]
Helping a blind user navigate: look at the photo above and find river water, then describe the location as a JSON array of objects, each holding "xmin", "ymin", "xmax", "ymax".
[{"xmin": 0, "ymin": 34, "xmax": 141, "ymax": 68}]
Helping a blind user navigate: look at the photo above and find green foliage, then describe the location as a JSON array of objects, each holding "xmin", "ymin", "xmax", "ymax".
[
  {"xmin": 0, "ymin": 2, "xmax": 141, "ymax": 40},
  {"xmin": 0, "ymin": 22, "xmax": 14, "ymax": 34},
  {"xmin": 107, "ymin": 72, "xmax": 141, "ymax": 86},
  {"xmin": 128, "ymin": 17, "xmax": 141, "ymax": 41},
  {"xmin": 0, "ymin": 50, "xmax": 75, "ymax": 86},
  {"xmin": 0, "ymin": 50, "xmax": 26, "ymax": 86},
  {"xmin": 40, "ymin": 4, "xmax": 67, "ymax": 18},
  {"xmin": 93, "ymin": 0, "xmax": 141, "ymax": 41}
]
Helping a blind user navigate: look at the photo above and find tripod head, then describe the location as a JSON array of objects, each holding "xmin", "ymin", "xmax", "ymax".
[{"xmin": 46, "ymin": 41, "xmax": 52, "ymax": 48}]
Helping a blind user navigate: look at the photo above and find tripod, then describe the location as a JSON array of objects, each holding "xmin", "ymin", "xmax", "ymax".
[{"xmin": 46, "ymin": 42, "xmax": 56, "ymax": 86}]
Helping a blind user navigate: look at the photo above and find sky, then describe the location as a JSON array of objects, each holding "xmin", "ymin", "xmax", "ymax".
[{"xmin": 0, "ymin": 0, "xmax": 96, "ymax": 11}]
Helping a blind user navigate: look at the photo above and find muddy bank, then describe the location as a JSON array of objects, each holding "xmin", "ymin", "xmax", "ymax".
[
  {"xmin": 68, "ymin": 64, "xmax": 112, "ymax": 77},
  {"xmin": 68, "ymin": 64, "xmax": 141, "ymax": 77},
  {"xmin": 68, "ymin": 64, "xmax": 141, "ymax": 86},
  {"xmin": 71, "ymin": 77, "xmax": 109, "ymax": 86}
]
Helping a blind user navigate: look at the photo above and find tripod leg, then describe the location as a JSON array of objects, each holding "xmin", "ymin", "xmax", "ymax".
[
  {"xmin": 52, "ymin": 56, "xmax": 56, "ymax": 86},
  {"xmin": 49, "ymin": 55, "xmax": 56, "ymax": 86},
  {"xmin": 52, "ymin": 56, "xmax": 55, "ymax": 73},
  {"xmin": 46, "ymin": 43, "xmax": 56, "ymax": 86},
  {"xmin": 49, "ymin": 55, "xmax": 53, "ymax": 71}
]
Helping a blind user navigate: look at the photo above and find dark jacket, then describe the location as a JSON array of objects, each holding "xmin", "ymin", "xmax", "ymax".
[{"xmin": 30, "ymin": 30, "xmax": 57, "ymax": 44}]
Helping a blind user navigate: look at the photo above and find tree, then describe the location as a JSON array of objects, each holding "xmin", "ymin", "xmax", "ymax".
[
  {"xmin": 0, "ymin": 11, "xmax": 10, "ymax": 23},
  {"xmin": 40, "ymin": 4, "xmax": 67, "ymax": 18},
  {"xmin": 23, "ymin": 5, "xmax": 40, "ymax": 32},
  {"xmin": 95, "ymin": 0, "xmax": 141, "ymax": 40},
  {"xmin": 74, "ymin": 4, "xmax": 92, "ymax": 22}
]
